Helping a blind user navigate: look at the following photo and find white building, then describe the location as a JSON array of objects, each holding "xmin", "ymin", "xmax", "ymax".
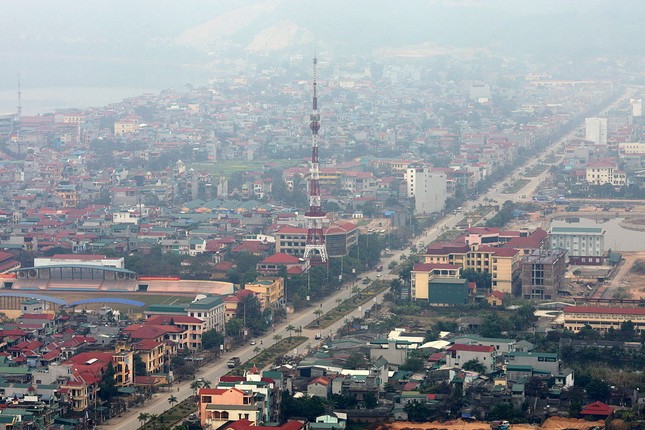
[
  {"xmin": 548, "ymin": 226, "xmax": 605, "ymax": 257},
  {"xmin": 406, "ymin": 166, "xmax": 447, "ymax": 215},
  {"xmin": 585, "ymin": 159, "xmax": 627, "ymax": 186},
  {"xmin": 113, "ymin": 210, "xmax": 140, "ymax": 225},
  {"xmin": 585, "ymin": 117, "xmax": 608, "ymax": 145},
  {"xmin": 630, "ymin": 99, "xmax": 642, "ymax": 117},
  {"xmin": 34, "ymin": 254, "xmax": 125, "ymax": 269}
]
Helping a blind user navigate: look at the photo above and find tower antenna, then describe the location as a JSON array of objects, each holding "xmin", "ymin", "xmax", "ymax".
[
  {"xmin": 17, "ymin": 74, "xmax": 22, "ymax": 118},
  {"xmin": 303, "ymin": 57, "xmax": 328, "ymax": 266}
]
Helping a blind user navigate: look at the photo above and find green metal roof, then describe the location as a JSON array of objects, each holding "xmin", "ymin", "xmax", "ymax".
[
  {"xmin": 186, "ymin": 295, "xmax": 223, "ymax": 310},
  {"xmin": 146, "ymin": 304, "xmax": 186, "ymax": 313}
]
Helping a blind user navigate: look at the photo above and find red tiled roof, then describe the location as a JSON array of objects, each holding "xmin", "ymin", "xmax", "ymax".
[
  {"xmin": 146, "ymin": 315, "xmax": 203, "ymax": 325},
  {"xmin": 261, "ymin": 253, "xmax": 301, "ymax": 264},
  {"xmin": 563, "ymin": 306, "xmax": 645, "ymax": 316},
  {"xmin": 412, "ymin": 263, "xmax": 460, "ymax": 272},
  {"xmin": 488, "ymin": 291, "xmax": 505, "ymax": 300},
  {"xmin": 223, "ymin": 419, "xmax": 305, "ymax": 430},
  {"xmin": 581, "ymin": 401, "xmax": 613, "ymax": 416},
  {"xmin": 134, "ymin": 339, "xmax": 163, "ymax": 350},
  {"xmin": 447, "ymin": 344, "xmax": 494, "ymax": 353},
  {"xmin": 275, "ymin": 226, "xmax": 308, "ymax": 234},
  {"xmin": 309, "ymin": 376, "xmax": 330, "ymax": 386}
]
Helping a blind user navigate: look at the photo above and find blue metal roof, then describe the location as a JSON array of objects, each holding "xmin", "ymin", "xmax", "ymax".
[{"xmin": 0, "ymin": 292, "xmax": 66, "ymax": 305}]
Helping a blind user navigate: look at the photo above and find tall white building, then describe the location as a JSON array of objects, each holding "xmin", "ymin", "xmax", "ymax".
[
  {"xmin": 585, "ymin": 117, "xmax": 608, "ymax": 145},
  {"xmin": 406, "ymin": 166, "xmax": 447, "ymax": 215},
  {"xmin": 630, "ymin": 99, "xmax": 643, "ymax": 117}
]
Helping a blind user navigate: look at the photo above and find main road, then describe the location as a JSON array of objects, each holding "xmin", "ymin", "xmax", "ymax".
[{"xmin": 102, "ymin": 87, "xmax": 636, "ymax": 430}]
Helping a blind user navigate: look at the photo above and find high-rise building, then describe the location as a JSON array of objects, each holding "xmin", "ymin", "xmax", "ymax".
[
  {"xmin": 406, "ymin": 166, "xmax": 447, "ymax": 215},
  {"xmin": 630, "ymin": 99, "xmax": 642, "ymax": 117},
  {"xmin": 585, "ymin": 117, "xmax": 608, "ymax": 145}
]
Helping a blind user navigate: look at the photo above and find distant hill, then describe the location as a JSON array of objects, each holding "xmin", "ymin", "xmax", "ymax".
[{"xmin": 1, "ymin": 0, "xmax": 643, "ymax": 90}]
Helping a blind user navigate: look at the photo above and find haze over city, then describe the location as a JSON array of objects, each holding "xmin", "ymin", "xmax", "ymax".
[{"xmin": 0, "ymin": 2, "xmax": 645, "ymax": 430}]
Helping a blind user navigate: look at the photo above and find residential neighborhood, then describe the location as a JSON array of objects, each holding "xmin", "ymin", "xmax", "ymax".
[{"xmin": 0, "ymin": 36, "xmax": 645, "ymax": 430}]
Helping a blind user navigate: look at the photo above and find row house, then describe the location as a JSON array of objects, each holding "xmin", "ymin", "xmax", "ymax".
[{"xmin": 145, "ymin": 315, "xmax": 206, "ymax": 350}]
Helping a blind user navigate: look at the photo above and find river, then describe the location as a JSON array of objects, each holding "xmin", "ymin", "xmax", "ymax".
[
  {"xmin": 0, "ymin": 86, "xmax": 157, "ymax": 115},
  {"xmin": 551, "ymin": 217, "xmax": 645, "ymax": 252}
]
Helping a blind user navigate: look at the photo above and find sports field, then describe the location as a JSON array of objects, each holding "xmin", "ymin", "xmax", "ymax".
[
  {"xmin": 190, "ymin": 158, "xmax": 302, "ymax": 177},
  {"xmin": 34, "ymin": 291, "xmax": 194, "ymax": 312}
]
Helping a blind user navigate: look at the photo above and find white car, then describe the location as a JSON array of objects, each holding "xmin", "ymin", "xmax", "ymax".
[
  {"xmin": 250, "ymin": 340, "xmax": 256, "ymax": 345},
  {"xmin": 376, "ymin": 274, "xmax": 382, "ymax": 278}
]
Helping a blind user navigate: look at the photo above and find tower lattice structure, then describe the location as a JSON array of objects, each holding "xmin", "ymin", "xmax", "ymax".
[{"xmin": 303, "ymin": 57, "xmax": 328, "ymax": 266}]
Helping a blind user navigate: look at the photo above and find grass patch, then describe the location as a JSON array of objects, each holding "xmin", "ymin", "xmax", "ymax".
[
  {"xmin": 227, "ymin": 336, "xmax": 308, "ymax": 376},
  {"xmin": 305, "ymin": 281, "xmax": 390, "ymax": 330},
  {"xmin": 523, "ymin": 163, "xmax": 548, "ymax": 177},
  {"xmin": 433, "ymin": 229, "xmax": 463, "ymax": 243},
  {"xmin": 502, "ymin": 178, "xmax": 531, "ymax": 194},
  {"xmin": 189, "ymin": 159, "xmax": 301, "ymax": 178},
  {"xmin": 139, "ymin": 398, "xmax": 197, "ymax": 430}
]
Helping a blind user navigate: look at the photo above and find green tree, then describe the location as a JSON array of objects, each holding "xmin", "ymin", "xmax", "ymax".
[
  {"xmin": 363, "ymin": 392, "xmax": 378, "ymax": 409},
  {"xmin": 479, "ymin": 313, "xmax": 511, "ymax": 338},
  {"xmin": 98, "ymin": 362, "xmax": 118, "ymax": 401},
  {"xmin": 286, "ymin": 324, "xmax": 296, "ymax": 340},
  {"xmin": 190, "ymin": 381, "xmax": 202, "ymax": 398},
  {"xmin": 400, "ymin": 357, "xmax": 425, "ymax": 372},
  {"xmin": 404, "ymin": 400, "xmax": 436, "ymax": 422},
  {"xmin": 344, "ymin": 352, "xmax": 367, "ymax": 370},
  {"xmin": 168, "ymin": 395, "xmax": 178, "ymax": 408},
  {"xmin": 137, "ymin": 413, "xmax": 150, "ymax": 426},
  {"xmin": 330, "ymin": 393, "xmax": 358, "ymax": 409},
  {"xmin": 510, "ymin": 304, "xmax": 537, "ymax": 331},
  {"xmin": 134, "ymin": 354, "xmax": 147, "ymax": 377},
  {"xmin": 202, "ymin": 329, "xmax": 225, "ymax": 350},
  {"xmin": 462, "ymin": 359, "xmax": 486, "ymax": 373},
  {"xmin": 619, "ymin": 320, "xmax": 636, "ymax": 341},
  {"xmin": 586, "ymin": 379, "xmax": 610, "ymax": 402}
]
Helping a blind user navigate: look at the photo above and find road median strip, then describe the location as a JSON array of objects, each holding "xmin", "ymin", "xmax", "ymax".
[{"xmin": 304, "ymin": 281, "xmax": 389, "ymax": 330}]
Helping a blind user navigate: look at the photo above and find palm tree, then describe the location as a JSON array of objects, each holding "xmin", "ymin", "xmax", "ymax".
[
  {"xmin": 137, "ymin": 412, "xmax": 150, "ymax": 427},
  {"xmin": 313, "ymin": 308, "xmax": 324, "ymax": 324},
  {"xmin": 168, "ymin": 395, "xmax": 178, "ymax": 408},
  {"xmin": 148, "ymin": 414, "xmax": 159, "ymax": 430},
  {"xmin": 352, "ymin": 286, "xmax": 361, "ymax": 299},
  {"xmin": 295, "ymin": 326, "xmax": 303, "ymax": 337},
  {"xmin": 190, "ymin": 380, "xmax": 201, "ymax": 398},
  {"xmin": 253, "ymin": 346, "xmax": 261, "ymax": 355},
  {"xmin": 273, "ymin": 334, "xmax": 283, "ymax": 343},
  {"xmin": 285, "ymin": 324, "xmax": 295, "ymax": 340},
  {"xmin": 335, "ymin": 298, "xmax": 343, "ymax": 307},
  {"xmin": 202, "ymin": 379, "xmax": 212, "ymax": 389}
]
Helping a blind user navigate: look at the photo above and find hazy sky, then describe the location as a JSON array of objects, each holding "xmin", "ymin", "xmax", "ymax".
[{"xmin": 1, "ymin": 0, "xmax": 643, "ymax": 112}]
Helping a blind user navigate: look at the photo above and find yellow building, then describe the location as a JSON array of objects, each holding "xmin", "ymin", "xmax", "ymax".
[
  {"xmin": 423, "ymin": 244, "xmax": 521, "ymax": 294},
  {"xmin": 114, "ymin": 116, "xmax": 141, "ymax": 135},
  {"xmin": 244, "ymin": 277, "xmax": 285, "ymax": 310},
  {"xmin": 113, "ymin": 349, "xmax": 134, "ymax": 386},
  {"xmin": 411, "ymin": 263, "xmax": 461, "ymax": 300},
  {"xmin": 563, "ymin": 306, "xmax": 645, "ymax": 333},
  {"xmin": 619, "ymin": 142, "xmax": 645, "ymax": 154}
]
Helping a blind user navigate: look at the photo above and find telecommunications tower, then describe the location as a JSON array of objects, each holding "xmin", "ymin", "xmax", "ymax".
[{"xmin": 303, "ymin": 57, "xmax": 328, "ymax": 266}]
